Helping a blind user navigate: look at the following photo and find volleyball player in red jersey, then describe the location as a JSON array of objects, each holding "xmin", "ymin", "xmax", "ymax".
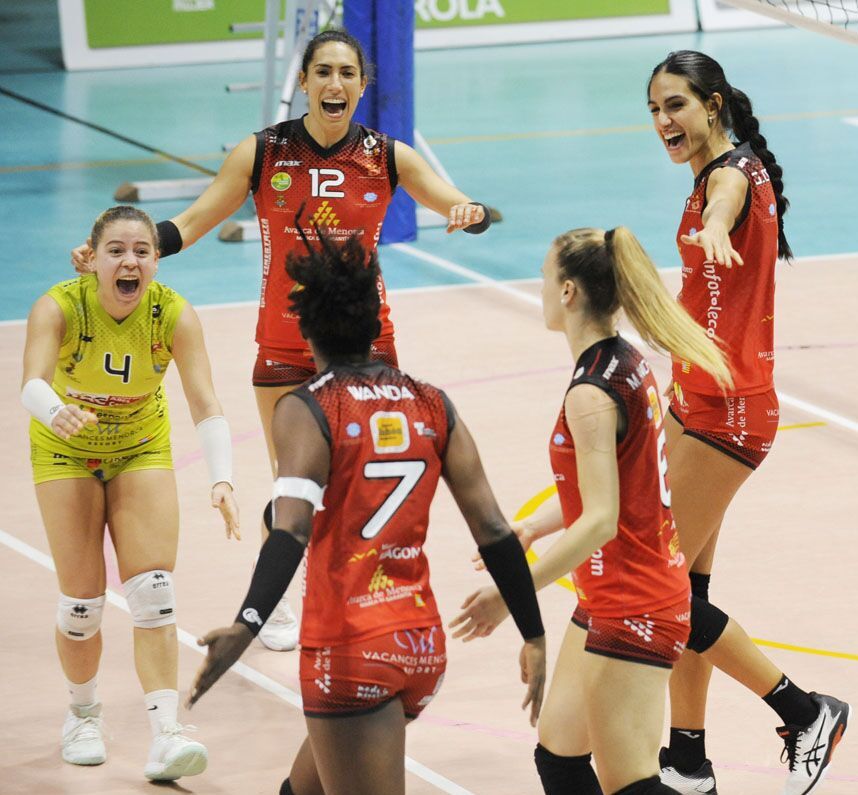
[
  {"xmin": 71, "ymin": 29, "xmax": 493, "ymax": 652},
  {"xmin": 647, "ymin": 51, "xmax": 849, "ymax": 795},
  {"xmin": 453, "ymin": 226, "xmax": 735, "ymax": 795},
  {"xmin": 186, "ymin": 227, "xmax": 546, "ymax": 795}
]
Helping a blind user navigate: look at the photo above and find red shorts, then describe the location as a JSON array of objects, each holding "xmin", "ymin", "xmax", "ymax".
[
  {"xmin": 299, "ymin": 626, "xmax": 446, "ymax": 719},
  {"xmin": 572, "ymin": 598, "xmax": 690, "ymax": 669},
  {"xmin": 252, "ymin": 340, "xmax": 399, "ymax": 386},
  {"xmin": 669, "ymin": 385, "xmax": 778, "ymax": 469}
]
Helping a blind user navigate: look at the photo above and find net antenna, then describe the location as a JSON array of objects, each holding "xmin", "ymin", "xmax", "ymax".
[{"xmin": 724, "ymin": 1, "xmax": 858, "ymax": 45}]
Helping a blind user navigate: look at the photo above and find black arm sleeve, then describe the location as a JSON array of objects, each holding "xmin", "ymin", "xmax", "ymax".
[
  {"xmin": 479, "ymin": 533, "xmax": 545, "ymax": 640},
  {"xmin": 462, "ymin": 202, "xmax": 492, "ymax": 235},
  {"xmin": 156, "ymin": 220, "xmax": 183, "ymax": 258},
  {"xmin": 235, "ymin": 529, "xmax": 306, "ymax": 636}
]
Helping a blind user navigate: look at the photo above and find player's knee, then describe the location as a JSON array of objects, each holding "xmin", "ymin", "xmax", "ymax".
[
  {"xmin": 613, "ymin": 775, "xmax": 677, "ymax": 793},
  {"xmin": 57, "ymin": 593, "xmax": 106, "ymax": 641},
  {"xmin": 534, "ymin": 744, "xmax": 601, "ymax": 795},
  {"xmin": 123, "ymin": 570, "xmax": 176, "ymax": 629},
  {"xmin": 687, "ymin": 594, "xmax": 729, "ymax": 654},
  {"xmin": 689, "ymin": 571, "xmax": 711, "ymax": 602},
  {"xmin": 279, "ymin": 779, "xmax": 295, "ymax": 795}
]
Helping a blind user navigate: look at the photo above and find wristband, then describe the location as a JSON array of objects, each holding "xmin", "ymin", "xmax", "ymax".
[
  {"xmin": 463, "ymin": 202, "xmax": 492, "ymax": 235},
  {"xmin": 479, "ymin": 532, "xmax": 545, "ymax": 640},
  {"xmin": 156, "ymin": 220, "xmax": 183, "ymax": 258},
  {"xmin": 21, "ymin": 378, "xmax": 66, "ymax": 429},
  {"xmin": 196, "ymin": 415, "xmax": 233, "ymax": 488},
  {"xmin": 235, "ymin": 530, "xmax": 306, "ymax": 636}
]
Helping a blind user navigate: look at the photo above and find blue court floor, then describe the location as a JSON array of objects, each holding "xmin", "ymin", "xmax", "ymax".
[{"xmin": 2, "ymin": 2, "xmax": 858, "ymax": 320}]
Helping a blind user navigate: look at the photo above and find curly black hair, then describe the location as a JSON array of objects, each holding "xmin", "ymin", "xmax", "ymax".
[{"xmin": 285, "ymin": 219, "xmax": 381, "ymax": 361}]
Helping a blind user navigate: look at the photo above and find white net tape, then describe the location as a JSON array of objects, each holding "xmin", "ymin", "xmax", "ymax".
[{"xmin": 725, "ymin": 0, "xmax": 858, "ymax": 43}]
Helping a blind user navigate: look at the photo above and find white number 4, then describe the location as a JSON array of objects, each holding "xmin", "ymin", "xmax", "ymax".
[
  {"xmin": 360, "ymin": 460, "xmax": 426, "ymax": 539},
  {"xmin": 309, "ymin": 168, "xmax": 345, "ymax": 198}
]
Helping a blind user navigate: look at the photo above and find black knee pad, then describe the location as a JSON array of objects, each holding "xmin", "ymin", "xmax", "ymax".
[
  {"xmin": 264, "ymin": 500, "xmax": 274, "ymax": 532},
  {"xmin": 689, "ymin": 571, "xmax": 711, "ymax": 601},
  {"xmin": 279, "ymin": 778, "xmax": 294, "ymax": 795},
  {"xmin": 613, "ymin": 775, "xmax": 679, "ymax": 794},
  {"xmin": 534, "ymin": 744, "xmax": 602, "ymax": 794},
  {"xmin": 687, "ymin": 594, "xmax": 729, "ymax": 654}
]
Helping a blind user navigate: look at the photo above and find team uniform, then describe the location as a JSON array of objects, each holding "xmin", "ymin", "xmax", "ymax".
[
  {"xmin": 290, "ymin": 361, "xmax": 454, "ymax": 717},
  {"xmin": 250, "ymin": 118, "xmax": 399, "ymax": 386},
  {"xmin": 30, "ymin": 275, "xmax": 185, "ymax": 484},
  {"xmin": 671, "ymin": 142, "xmax": 780, "ymax": 469},
  {"xmin": 549, "ymin": 336, "xmax": 690, "ymax": 668}
]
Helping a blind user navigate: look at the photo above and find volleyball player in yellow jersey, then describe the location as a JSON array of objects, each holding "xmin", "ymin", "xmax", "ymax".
[{"xmin": 21, "ymin": 206, "xmax": 239, "ymax": 782}]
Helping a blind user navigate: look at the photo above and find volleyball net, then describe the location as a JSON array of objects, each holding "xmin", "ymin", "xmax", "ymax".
[{"xmin": 724, "ymin": 0, "xmax": 858, "ymax": 44}]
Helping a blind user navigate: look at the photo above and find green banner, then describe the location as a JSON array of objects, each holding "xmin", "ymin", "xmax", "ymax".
[
  {"xmin": 83, "ymin": 0, "xmax": 282, "ymax": 48},
  {"xmin": 414, "ymin": 0, "xmax": 670, "ymax": 27}
]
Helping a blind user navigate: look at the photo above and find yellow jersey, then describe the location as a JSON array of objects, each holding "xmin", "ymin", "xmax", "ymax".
[{"xmin": 29, "ymin": 275, "xmax": 187, "ymax": 457}]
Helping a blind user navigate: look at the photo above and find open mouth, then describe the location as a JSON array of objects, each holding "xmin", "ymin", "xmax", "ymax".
[
  {"xmin": 321, "ymin": 99, "xmax": 347, "ymax": 118},
  {"xmin": 116, "ymin": 276, "xmax": 140, "ymax": 296},
  {"xmin": 664, "ymin": 132, "xmax": 685, "ymax": 151}
]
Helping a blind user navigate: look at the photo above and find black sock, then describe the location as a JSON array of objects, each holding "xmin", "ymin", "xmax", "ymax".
[
  {"xmin": 534, "ymin": 744, "xmax": 603, "ymax": 794},
  {"xmin": 667, "ymin": 727, "xmax": 706, "ymax": 773},
  {"xmin": 763, "ymin": 675, "xmax": 818, "ymax": 727},
  {"xmin": 279, "ymin": 778, "xmax": 295, "ymax": 795},
  {"xmin": 614, "ymin": 775, "xmax": 680, "ymax": 794}
]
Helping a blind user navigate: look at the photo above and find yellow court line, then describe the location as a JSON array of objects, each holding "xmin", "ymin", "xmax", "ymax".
[
  {"xmin": 778, "ymin": 421, "xmax": 826, "ymax": 431},
  {"xmin": 0, "ymin": 152, "xmax": 225, "ymax": 174},
  {"xmin": 515, "ymin": 486, "xmax": 856, "ymax": 663}
]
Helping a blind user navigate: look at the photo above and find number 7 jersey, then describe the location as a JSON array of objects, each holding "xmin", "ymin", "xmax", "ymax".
[
  {"xmin": 291, "ymin": 361, "xmax": 454, "ymax": 648},
  {"xmin": 252, "ymin": 118, "xmax": 397, "ymax": 357}
]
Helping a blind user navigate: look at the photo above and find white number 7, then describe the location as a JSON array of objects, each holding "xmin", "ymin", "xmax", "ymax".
[{"xmin": 360, "ymin": 460, "xmax": 426, "ymax": 539}]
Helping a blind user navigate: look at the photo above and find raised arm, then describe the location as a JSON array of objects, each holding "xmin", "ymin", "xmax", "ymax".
[
  {"xmin": 171, "ymin": 303, "xmax": 239, "ymax": 539},
  {"xmin": 21, "ymin": 295, "xmax": 98, "ymax": 439},
  {"xmin": 394, "ymin": 141, "xmax": 490, "ymax": 234},
  {"xmin": 681, "ymin": 166, "xmax": 749, "ymax": 267}
]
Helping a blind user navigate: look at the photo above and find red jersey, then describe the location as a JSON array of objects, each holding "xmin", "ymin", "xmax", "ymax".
[
  {"xmin": 291, "ymin": 361, "xmax": 453, "ymax": 647},
  {"xmin": 252, "ymin": 118, "xmax": 397, "ymax": 356},
  {"xmin": 549, "ymin": 336, "xmax": 689, "ymax": 618},
  {"xmin": 674, "ymin": 142, "xmax": 778, "ymax": 396}
]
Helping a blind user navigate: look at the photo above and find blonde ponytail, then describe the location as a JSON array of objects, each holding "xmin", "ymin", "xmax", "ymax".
[{"xmin": 609, "ymin": 226, "xmax": 733, "ymax": 390}]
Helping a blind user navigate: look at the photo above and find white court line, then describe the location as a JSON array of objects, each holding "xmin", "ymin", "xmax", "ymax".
[
  {"xmin": 394, "ymin": 244, "xmax": 858, "ymax": 436},
  {"xmin": 844, "ymin": 118, "xmax": 858, "ymax": 127},
  {"xmin": 0, "ymin": 526, "xmax": 475, "ymax": 795}
]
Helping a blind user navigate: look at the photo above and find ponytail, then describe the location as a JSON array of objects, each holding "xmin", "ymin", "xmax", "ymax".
[
  {"xmin": 728, "ymin": 87, "xmax": 793, "ymax": 260},
  {"xmin": 610, "ymin": 227, "xmax": 734, "ymax": 390}
]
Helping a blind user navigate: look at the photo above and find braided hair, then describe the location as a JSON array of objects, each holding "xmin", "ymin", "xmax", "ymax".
[
  {"xmin": 285, "ymin": 211, "xmax": 381, "ymax": 361},
  {"xmin": 649, "ymin": 50, "xmax": 792, "ymax": 260}
]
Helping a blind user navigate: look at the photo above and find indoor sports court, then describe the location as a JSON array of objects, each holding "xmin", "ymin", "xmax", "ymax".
[{"xmin": 1, "ymin": 2, "xmax": 856, "ymax": 793}]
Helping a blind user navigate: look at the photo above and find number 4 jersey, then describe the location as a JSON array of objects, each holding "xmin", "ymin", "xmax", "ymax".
[
  {"xmin": 29, "ymin": 275, "xmax": 186, "ymax": 457},
  {"xmin": 252, "ymin": 118, "xmax": 397, "ymax": 358},
  {"xmin": 549, "ymin": 336, "xmax": 689, "ymax": 618},
  {"xmin": 291, "ymin": 361, "xmax": 454, "ymax": 648}
]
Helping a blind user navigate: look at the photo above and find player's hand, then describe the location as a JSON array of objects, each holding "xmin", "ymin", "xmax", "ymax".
[
  {"xmin": 212, "ymin": 482, "xmax": 240, "ymax": 540},
  {"xmin": 471, "ymin": 520, "xmax": 535, "ymax": 571},
  {"xmin": 51, "ymin": 404, "xmax": 98, "ymax": 440},
  {"xmin": 71, "ymin": 239, "xmax": 95, "ymax": 274},
  {"xmin": 187, "ymin": 622, "xmax": 253, "ymax": 707},
  {"xmin": 446, "ymin": 202, "xmax": 484, "ymax": 234},
  {"xmin": 520, "ymin": 636, "xmax": 546, "ymax": 727},
  {"xmin": 680, "ymin": 226, "xmax": 743, "ymax": 268},
  {"xmin": 448, "ymin": 586, "xmax": 509, "ymax": 641}
]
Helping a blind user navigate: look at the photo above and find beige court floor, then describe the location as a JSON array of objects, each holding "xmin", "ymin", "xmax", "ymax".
[{"xmin": 1, "ymin": 257, "xmax": 856, "ymax": 794}]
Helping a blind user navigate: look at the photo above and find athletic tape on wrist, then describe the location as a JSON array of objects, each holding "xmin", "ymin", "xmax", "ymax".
[
  {"xmin": 21, "ymin": 378, "xmax": 66, "ymax": 429},
  {"xmin": 195, "ymin": 415, "xmax": 233, "ymax": 488}
]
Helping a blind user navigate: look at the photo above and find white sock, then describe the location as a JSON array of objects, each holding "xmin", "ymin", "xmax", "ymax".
[
  {"xmin": 144, "ymin": 689, "xmax": 179, "ymax": 736},
  {"xmin": 66, "ymin": 674, "xmax": 98, "ymax": 707}
]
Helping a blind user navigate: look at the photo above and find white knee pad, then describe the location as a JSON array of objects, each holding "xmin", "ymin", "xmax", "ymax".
[
  {"xmin": 57, "ymin": 593, "xmax": 106, "ymax": 641},
  {"xmin": 123, "ymin": 570, "xmax": 176, "ymax": 629}
]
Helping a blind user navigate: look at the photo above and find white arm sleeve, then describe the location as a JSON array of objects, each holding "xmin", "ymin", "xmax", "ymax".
[
  {"xmin": 272, "ymin": 477, "xmax": 326, "ymax": 514},
  {"xmin": 195, "ymin": 415, "xmax": 233, "ymax": 488},
  {"xmin": 21, "ymin": 378, "xmax": 65, "ymax": 429}
]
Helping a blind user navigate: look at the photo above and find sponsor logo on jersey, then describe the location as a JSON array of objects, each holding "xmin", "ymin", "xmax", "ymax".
[
  {"xmin": 413, "ymin": 421, "xmax": 436, "ymax": 438},
  {"xmin": 623, "ymin": 617, "xmax": 655, "ymax": 643},
  {"xmin": 362, "ymin": 134, "xmax": 378, "ymax": 153},
  {"xmin": 348, "ymin": 549, "xmax": 378, "ymax": 564},
  {"xmin": 552, "ymin": 433, "xmax": 566, "ymax": 446},
  {"xmin": 368, "ymin": 565, "xmax": 395, "ymax": 593},
  {"xmin": 574, "ymin": 366, "xmax": 584, "ymax": 379},
  {"xmin": 348, "ymin": 384, "xmax": 415, "ymax": 402},
  {"xmin": 270, "ymin": 172, "xmax": 292, "ymax": 191},
  {"xmin": 64, "ymin": 388, "xmax": 146, "ymax": 407},
  {"xmin": 346, "ymin": 422, "xmax": 361, "ymax": 438},
  {"xmin": 380, "ymin": 544, "xmax": 422, "ymax": 561},
  {"xmin": 308, "ymin": 372, "xmax": 334, "ymax": 392},
  {"xmin": 590, "ymin": 548, "xmax": 604, "ymax": 577},
  {"xmin": 356, "ymin": 684, "xmax": 389, "ymax": 700},
  {"xmin": 646, "ymin": 385, "xmax": 662, "ymax": 427},
  {"xmin": 311, "ymin": 200, "xmax": 340, "ymax": 227},
  {"xmin": 275, "ymin": 160, "xmax": 301, "ymax": 167},
  {"xmin": 363, "ymin": 192, "xmax": 378, "ymax": 203},
  {"xmin": 624, "ymin": 358, "xmax": 651, "ymax": 390},
  {"xmin": 370, "ymin": 411, "xmax": 411, "ymax": 454},
  {"xmin": 602, "ymin": 355, "xmax": 620, "ymax": 380}
]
